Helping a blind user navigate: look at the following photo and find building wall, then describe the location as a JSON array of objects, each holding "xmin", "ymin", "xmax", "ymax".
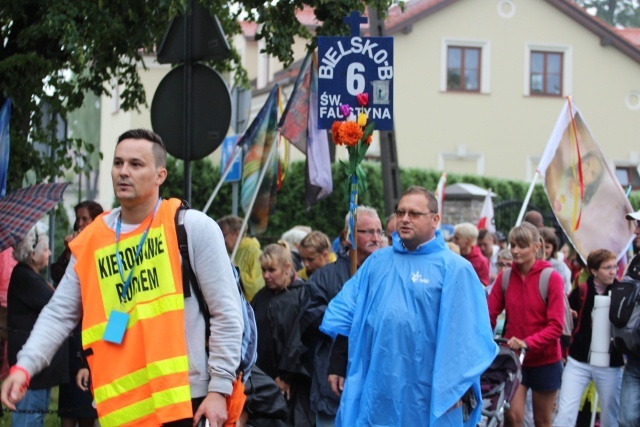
[
  {"xmin": 97, "ymin": 0, "xmax": 640, "ymax": 208},
  {"xmin": 97, "ymin": 59, "xmax": 172, "ymax": 209},
  {"xmin": 393, "ymin": 0, "xmax": 640, "ymax": 180}
]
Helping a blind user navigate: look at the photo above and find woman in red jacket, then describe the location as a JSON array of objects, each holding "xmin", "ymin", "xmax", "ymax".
[{"xmin": 488, "ymin": 222, "xmax": 565, "ymax": 427}]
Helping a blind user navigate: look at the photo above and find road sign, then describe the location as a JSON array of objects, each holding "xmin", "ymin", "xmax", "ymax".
[
  {"xmin": 151, "ymin": 64, "xmax": 231, "ymax": 160},
  {"xmin": 221, "ymin": 135, "xmax": 242, "ymax": 183},
  {"xmin": 317, "ymin": 36, "xmax": 394, "ymax": 130}
]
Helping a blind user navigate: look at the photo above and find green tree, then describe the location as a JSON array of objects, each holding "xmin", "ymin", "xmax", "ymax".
[
  {"xmin": 0, "ymin": 0, "xmax": 400, "ymax": 192},
  {"xmin": 574, "ymin": 0, "xmax": 640, "ymax": 27}
]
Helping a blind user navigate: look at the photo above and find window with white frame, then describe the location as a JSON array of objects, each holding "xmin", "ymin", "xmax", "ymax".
[
  {"xmin": 524, "ymin": 43, "xmax": 572, "ymax": 97},
  {"xmin": 615, "ymin": 165, "xmax": 640, "ymax": 190},
  {"xmin": 447, "ymin": 46, "xmax": 481, "ymax": 92},
  {"xmin": 441, "ymin": 39, "xmax": 491, "ymax": 94}
]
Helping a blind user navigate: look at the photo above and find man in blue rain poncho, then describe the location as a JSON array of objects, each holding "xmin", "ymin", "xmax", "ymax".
[{"xmin": 320, "ymin": 186, "xmax": 498, "ymax": 426}]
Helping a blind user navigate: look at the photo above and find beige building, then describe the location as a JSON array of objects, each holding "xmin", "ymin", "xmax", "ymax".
[{"xmin": 97, "ymin": 0, "xmax": 640, "ymax": 209}]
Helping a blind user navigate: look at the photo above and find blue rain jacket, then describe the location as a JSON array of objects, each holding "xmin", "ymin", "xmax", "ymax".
[{"xmin": 320, "ymin": 231, "xmax": 498, "ymax": 426}]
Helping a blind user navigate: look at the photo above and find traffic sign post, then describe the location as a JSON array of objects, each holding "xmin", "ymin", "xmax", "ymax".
[
  {"xmin": 153, "ymin": 0, "xmax": 232, "ymax": 204},
  {"xmin": 220, "ymin": 135, "xmax": 242, "ymax": 183}
]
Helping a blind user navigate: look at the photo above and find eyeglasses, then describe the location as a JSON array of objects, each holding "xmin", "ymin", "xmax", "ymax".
[
  {"xmin": 394, "ymin": 210, "xmax": 432, "ymax": 219},
  {"xmin": 496, "ymin": 262, "xmax": 512, "ymax": 269},
  {"xmin": 356, "ymin": 229, "xmax": 385, "ymax": 238}
]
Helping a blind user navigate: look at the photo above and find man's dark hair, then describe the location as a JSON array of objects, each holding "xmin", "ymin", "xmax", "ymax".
[
  {"xmin": 478, "ymin": 228, "xmax": 495, "ymax": 243},
  {"xmin": 523, "ymin": 210, "xmax": 544, "ymax": 229},
  {"xmin": 117, "ymin": 129, "xmax": 167, "ymax": 168},
  {"xmin": 402, "ymin": 185, "xmax": 438, "ymax": 214}
]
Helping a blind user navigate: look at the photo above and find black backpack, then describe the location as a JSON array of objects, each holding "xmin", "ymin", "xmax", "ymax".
[{"xmin": 609, "ymin": 276, "xmax": 640, "ymax": 357}]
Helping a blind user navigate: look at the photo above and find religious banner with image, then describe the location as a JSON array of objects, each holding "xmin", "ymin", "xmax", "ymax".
[{"xmin": 537, "ymin": 98, "xmax": 634, "ymax": 261}]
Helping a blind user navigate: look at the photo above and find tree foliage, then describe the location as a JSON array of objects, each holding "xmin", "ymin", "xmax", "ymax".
[
  {"xmin": 575, "ymin": 0, "xmax": 640, "ymax": 27},
  {"xmin": 1, "ymin": 0, "xmax": 400, "ymax": 191}
]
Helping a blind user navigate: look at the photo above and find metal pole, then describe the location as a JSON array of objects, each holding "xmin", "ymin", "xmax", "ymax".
[
  {"xmin": 590, "ymin": 391, "xmax": 598, "ymax": 427},
  {"xmin": 367, "ymin": 7, "xmax": 402, "ymax": 217},
  {"xmin": 232, "ymin": 182, "xmax": 239, "ymax": 216},
  {"xmin": 202, "ymin": 146, "xmax": 242, "ymax": 214},
  {"xmin": 231, "ymin": 142, "xmax": 277, "ymax": 260},
  {"xmin": 183, "ymin": 0, "xmax": 194, "ymax": 204},
  {"xmin": 515, "ymin": 171, "xmax": 540, "ymax": 226}
]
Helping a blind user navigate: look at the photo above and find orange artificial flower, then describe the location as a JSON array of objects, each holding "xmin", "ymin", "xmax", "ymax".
[
  {"xmin": 331, "ymin": 121, "xmax": 343, "ymax": 145},
  {"xmin": 365, "ymin": 135, "xmax": 372, "ymax": 145},
  {"xmin": 338, "ymin": 121, "xmax": 363, "ymax": 147}
]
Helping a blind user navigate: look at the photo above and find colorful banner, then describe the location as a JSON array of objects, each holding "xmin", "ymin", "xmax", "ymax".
[
  {"xmin": 279, "ymin": 51, "xmax": 333, "ymax": 208},
  {"xmin": 239, "ymin": 86, "xmax": 279, "ymax": 235},
  {"xmin": 538, "ymin": 98, "xmax": 634, "ymax": 261}
]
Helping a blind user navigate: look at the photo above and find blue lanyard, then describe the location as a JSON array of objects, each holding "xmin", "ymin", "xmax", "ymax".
[{"xmin": 115, "ymin": 198, "xmax": 161, "ymax": 304}]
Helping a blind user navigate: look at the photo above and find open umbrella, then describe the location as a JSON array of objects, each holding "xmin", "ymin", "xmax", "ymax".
[{"xmin": 0, "ymin": 182, "xmax": 69, "ymax": 253}]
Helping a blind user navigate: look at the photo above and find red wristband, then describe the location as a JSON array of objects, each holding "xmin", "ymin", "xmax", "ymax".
[{"xmin": 9, "ymin": 365, "xmax": 31, "ymax": 388}]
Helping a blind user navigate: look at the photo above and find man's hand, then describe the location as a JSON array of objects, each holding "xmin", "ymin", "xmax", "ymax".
[
  {"xmin": 193, "ymin": 392, "xmax": 227, "ymax": 427},
  {"xmin": 76, "ymin": 368, "xmax": 90, "ymax": 391},
  {"xmin": 328, "ymin": 374, "xmax": 344, "ymax": 397},
  {"xmin": 1, "ymin": 370, "xmax": 28, "ymax": 410},
  {"xmin": 274, "ymin": 377, "xmax": 291, "ymax": 400}
]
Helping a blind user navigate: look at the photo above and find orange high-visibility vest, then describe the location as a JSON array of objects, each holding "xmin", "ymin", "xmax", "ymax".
[{"xmin": 70, "ymin": 198, "xmax": 192, "ymax": 427}]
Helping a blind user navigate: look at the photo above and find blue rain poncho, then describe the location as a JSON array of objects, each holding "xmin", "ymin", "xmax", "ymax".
[{"xmin": 320, "ymin": 231, "xmax": 498, "ymax": 426}]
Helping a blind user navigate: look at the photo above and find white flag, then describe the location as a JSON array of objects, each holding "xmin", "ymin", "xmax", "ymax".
[
  {"xmin": 538, "ymin": 98, "xmax": 633, "ymax": 261},
  {"xmin": 434, "ymin": 172, "xmax": 446, "ymax": 230},
  {"xmin": 477, "ymin": 191, "xmax": 495, "ymax": 233}
]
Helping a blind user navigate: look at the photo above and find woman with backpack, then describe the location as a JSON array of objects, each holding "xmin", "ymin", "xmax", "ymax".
[
  {"xmin": 553, "ymin": 249, "xmax": 624, "ymax": 427},
  {"xmin": 488, "ymin": 222, "xmax": 565, "ymax": 427}
]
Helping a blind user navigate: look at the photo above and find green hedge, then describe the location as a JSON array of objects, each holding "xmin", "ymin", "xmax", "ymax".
[{"xmin": 162, "ymin": 157, "xmax": 640, "ymax": 240}]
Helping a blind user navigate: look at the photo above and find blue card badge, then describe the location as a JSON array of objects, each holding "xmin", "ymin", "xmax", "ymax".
[{"xmin": 103, "ymin": 310, "xmax": 130, "ymax": 344}]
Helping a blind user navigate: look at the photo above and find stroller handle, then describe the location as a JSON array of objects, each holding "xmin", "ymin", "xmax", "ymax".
[{"xmin": 495, "ymin": 338, "xmax": 526, "ymax": 363}]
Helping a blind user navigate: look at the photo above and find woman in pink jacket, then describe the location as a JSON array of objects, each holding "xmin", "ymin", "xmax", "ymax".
[{"xmin": 488, "ymin": 222, "xmax": 565, "ymax": 427}]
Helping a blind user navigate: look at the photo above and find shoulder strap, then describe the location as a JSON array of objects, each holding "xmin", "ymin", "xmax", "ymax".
[
  {"xmin": 501, "ymin": 268, "xmax": 512, "ymax": 294},
  {"xmin": 538, "ymin": 267, "xmax": 554, "ymax": 304},
  {"xmin": 175, "ymin": 202, "xmax": 210, "ymax": 335}
]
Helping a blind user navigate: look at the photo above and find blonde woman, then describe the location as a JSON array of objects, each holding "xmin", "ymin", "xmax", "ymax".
[
  {"xmin": 488, "ymin": 222, "xmax": 565, "ymax": 427},
  {"xmin": 251, "ymin": 243, "xmax": 313, "ymax": 426}
]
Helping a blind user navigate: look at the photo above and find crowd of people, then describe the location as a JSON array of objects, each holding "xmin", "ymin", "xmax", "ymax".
[{"xmin": 0, "ymin": 128, "xmax": 638, "ymax": 427}]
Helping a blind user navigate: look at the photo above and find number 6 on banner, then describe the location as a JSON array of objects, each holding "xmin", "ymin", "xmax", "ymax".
[{"xmin": 347, "ymin": 63, "xmax": 365, "ymax": 95}]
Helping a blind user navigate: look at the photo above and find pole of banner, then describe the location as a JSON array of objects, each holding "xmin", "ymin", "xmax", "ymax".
[
  {"xmin": 203, "ymin": 146, "xmax": 242, "ymax": 214},
  {"xmin": 231, "ymin": 141, "xmax": 278, "ymax": 261},
  {"xmin": 515, "ymin": 171, "xmax": 540, "ymax": 226},
  {"xmin": 590, "ymin": 391, "xmax": 599, "ymax": 427}
]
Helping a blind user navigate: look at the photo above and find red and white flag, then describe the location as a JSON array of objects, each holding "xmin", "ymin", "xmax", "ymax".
[
  {"xmin": 434, "ymin": 172, "xmax": 446, "ymax": 230},
  {"xmin": 477, "ymin": 190, "xmax": 495, "ymax": 233}
]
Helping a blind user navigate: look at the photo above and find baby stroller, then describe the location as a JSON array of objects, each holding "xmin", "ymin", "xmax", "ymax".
[{"xmin": 478, "ymin": 339, "xmax": 525, "ymax": 427}]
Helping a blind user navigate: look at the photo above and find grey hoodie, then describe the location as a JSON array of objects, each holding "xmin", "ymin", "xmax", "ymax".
[{"xmin": 16, "ymin": 207, "xmax": 243, "ymax": 397}]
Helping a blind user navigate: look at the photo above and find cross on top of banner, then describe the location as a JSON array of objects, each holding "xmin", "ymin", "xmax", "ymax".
[{"xmin": 343, "ymin": 11, "xmax": 367, "ymax": 36}]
